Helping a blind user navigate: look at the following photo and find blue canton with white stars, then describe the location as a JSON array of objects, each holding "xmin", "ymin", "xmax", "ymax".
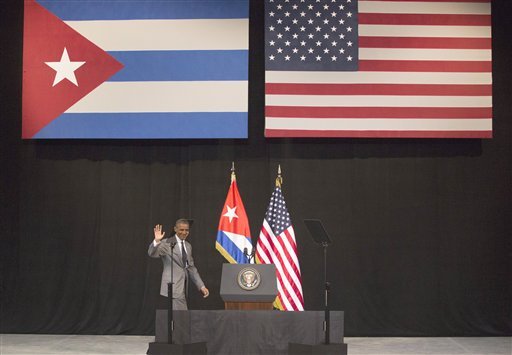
[
  {"xmin": 265, "ymin": 187, "xmax": 292, "ymax": 235},
  {"xmin": 265, "ymin": 0, "xmax": 359, "ymax": 71}
]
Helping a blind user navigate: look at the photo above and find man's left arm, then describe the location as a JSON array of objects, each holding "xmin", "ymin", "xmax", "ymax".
[{"xmin": 187, "ymin": 243, "xmax": 209, "ymax": 298}]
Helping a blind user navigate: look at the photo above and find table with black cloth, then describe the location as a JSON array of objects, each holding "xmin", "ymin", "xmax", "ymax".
[{"xmin": 155, "ymin": 310, "xmax": 345, "ymax": 355}]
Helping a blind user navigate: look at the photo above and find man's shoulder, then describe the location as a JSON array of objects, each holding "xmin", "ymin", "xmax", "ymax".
[
  {"xmin": 153, "ymin": 237, "xmax": 174, "ymax": 248},
  {"xmin": 163, "ymin": 237, "xmax": 176, "ymax": 246}
]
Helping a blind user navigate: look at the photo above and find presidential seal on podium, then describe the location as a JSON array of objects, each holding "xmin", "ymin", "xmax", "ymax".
[{"xmin": 237, "ymin": 267, "xmax": 261, "ymax": 290}]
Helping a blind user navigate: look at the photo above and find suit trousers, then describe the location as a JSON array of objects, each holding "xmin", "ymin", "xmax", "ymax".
[{"xmin": 158, "ymin": 295, "xmax": 188, "ymax": 311}]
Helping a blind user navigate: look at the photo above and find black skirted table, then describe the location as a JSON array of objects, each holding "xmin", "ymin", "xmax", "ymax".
[{"xmin": 155, "ymin": 310, "xmax": 346, "ymax": 355}]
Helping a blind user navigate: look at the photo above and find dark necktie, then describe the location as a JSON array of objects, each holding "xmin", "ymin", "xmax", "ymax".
[{"xmin": 181, "ymin": 241, "xmax": 188, "ymax": 268}]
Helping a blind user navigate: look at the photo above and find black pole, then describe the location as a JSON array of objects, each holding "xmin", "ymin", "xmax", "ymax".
[
  {"xmin": 323, "ymin": 242, "xmax": 330, "ymax": 345},
  {"xmin": 303, "ymin": 219, "xmax": 335, "ymax": 346},
  {"xmin": 167, "ymin": 282, "xmax": 173, "ymax": 344},
  {"xmin": 168, "ymin": 241, "xmax": 177, "ymax": 344}
]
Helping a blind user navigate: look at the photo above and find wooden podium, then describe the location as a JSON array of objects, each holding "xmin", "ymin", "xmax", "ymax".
[
  {"xmin": 224, "ymin": 301, "xmax": 273, "ymax": 310},
  {"xmin": 220, "ymin": 264, "xmax": 277, "ymax": 310}
]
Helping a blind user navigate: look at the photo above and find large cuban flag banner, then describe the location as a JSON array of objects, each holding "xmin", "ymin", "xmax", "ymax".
[{"xmin": 22, "ymin": 0, "xmax": 249, "ymax": 139}]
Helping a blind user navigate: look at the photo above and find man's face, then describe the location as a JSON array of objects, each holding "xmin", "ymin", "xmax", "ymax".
[{"xmin": 174, "ymin": 223, "xmax": 190, "ymax": 240}]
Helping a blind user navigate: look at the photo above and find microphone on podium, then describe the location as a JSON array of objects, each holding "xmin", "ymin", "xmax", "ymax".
[{"xmin": 243, "ymin": 247, "xmax": 255, "ymax": 263}]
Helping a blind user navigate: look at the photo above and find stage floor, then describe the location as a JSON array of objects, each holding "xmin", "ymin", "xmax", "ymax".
[{"xmin": 0, "ymin": 334, "xmax": 510, "ymax": 354}]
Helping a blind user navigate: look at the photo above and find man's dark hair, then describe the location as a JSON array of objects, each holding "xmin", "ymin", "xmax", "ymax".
[{"xmin": 175, "ymin": 218, "xmax": 190, "ymax": 227}]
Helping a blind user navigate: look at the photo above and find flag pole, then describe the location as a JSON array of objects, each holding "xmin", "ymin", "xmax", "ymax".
[
  {"xmin": 231, "ymin": 161, "xmax": 236, "ymax": 182},
  {"xmin": 276, "ymin": 164, "xmax": 282, "ymax": 187}
]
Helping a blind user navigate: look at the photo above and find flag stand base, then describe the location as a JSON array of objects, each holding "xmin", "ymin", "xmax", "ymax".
[
  {"xmin": 288, "ymin": 342, "xmax": 348, "ymax": 355},
  {"xmin": 147, "ymin": 341, "xmax": 207, "ymax": 355}
]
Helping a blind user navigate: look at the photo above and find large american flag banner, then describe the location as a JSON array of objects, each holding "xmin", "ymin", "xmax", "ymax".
[
  {"xmin": 256, "ymin": 178, "xmax": 304, "ymax": 311},
  {"xmin": 264, "ymin": 0, "xmax": 492, "ymax": 138}
]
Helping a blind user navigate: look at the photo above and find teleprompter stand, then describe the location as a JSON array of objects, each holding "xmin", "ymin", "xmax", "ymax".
[
  {"xmin": 147, "ymin": 236, "xmax": 206, "ymax": 355},
  {"xmin": 288, "ymin": 219, "xmax": 347, "ymax": 355}
]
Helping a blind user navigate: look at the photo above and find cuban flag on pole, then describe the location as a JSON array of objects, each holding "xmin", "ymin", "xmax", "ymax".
[
  {"xmin": 22, "ymin": 0, "xmax": 249, "ymax": 139},
  {"xmin": 215, "ymin": 165, "xmax": 253, "ymax": 264}
]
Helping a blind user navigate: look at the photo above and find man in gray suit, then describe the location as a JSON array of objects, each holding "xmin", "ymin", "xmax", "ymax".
[{"xmin": 148, "ymin": 219, "xmax": 209, "ymax": 310}]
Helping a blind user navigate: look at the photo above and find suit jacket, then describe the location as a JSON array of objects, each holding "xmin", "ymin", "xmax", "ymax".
[{"xmin": 148, "ymin": 235, "xmax": 205, "ymax": 298}]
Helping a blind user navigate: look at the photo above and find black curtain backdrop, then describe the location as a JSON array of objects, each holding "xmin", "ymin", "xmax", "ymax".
[{"xmin": 1, "ymin": 1, "xmax": 511, "ymax": 336}]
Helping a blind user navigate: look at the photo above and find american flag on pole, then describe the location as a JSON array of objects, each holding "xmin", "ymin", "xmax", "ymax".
[
  {"xmin": 264, "ymin": 0, "xmax": 492, "ymax": 138},
  {"xmin": 256, "ymin": 169, "xmax": 304, "ymax": 311}
]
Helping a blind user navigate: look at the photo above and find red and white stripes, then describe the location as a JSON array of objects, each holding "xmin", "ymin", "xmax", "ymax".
[
  {"xmin": 265, "ymin": 0, "xmax": 492, "ymax": 138},
  {"xmin": 256, "ymin": 219, "xmax": 304, "ymax": 311}
]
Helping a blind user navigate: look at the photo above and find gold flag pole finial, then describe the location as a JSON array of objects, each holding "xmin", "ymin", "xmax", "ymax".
[
  {"xmin": 231, "ymin": 161, "xmax": 236, "ymax": 182},
  {"xmin": 276, "ymin": 164, "xmax": 283, "ymax": 188}
]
